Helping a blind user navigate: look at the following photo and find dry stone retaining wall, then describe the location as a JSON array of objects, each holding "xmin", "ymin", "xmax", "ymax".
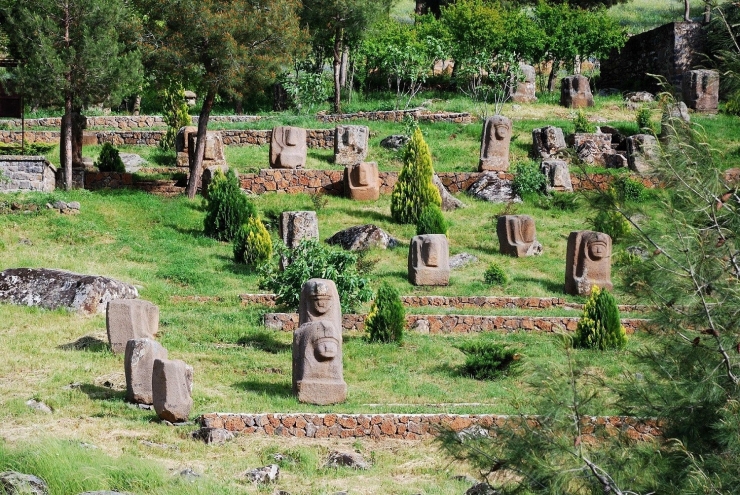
[
  {"xmin": 199, "ymin": 412, "xmax": 662, "ymax": 442},
  {"xmin": 263, "ymin": 312, "xmax": 647, "ymax": 334},
  {"xmin": 0, "ymin": 115, "xmax": 260, "ymax": 129},
  {"xmin": 317, "ymin": 110, "xmax": 472, "ymax": 124},
  {"xmin": 0, "ymin": 156, "xmax": 57, "ymax": 192}
]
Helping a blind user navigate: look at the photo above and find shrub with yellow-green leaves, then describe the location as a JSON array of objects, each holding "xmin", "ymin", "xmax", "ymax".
[
  {"xmin": 574, "ymin": 286, "xmax": 627, "ymax": 350},
  {"xmin": 233, "ymin": 216, "xmax": 272, "ymax": 267},
  {"xmin": 391, "ymin": 127, "xmax": 441, "ymax": 224}
]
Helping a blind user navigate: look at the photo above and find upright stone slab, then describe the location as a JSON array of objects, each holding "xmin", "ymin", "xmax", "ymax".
[
  {"xmin": 344, "ymin": 162, "xmax": 379, "ymax": 201},
  {"xmin": 532, "ymin": 126, "xmax": 566, "ymax": 159},
  {"xmin": 510, "ymin": 63, "xmax": 537, "ymax": 103},
  {"xmin": 682, "ymin": 69, "xmax": 719, "ymax": 113},
  {"xmin": 188, "ymin": 131, "xmax": 225, "ymax": 169},
  {"xmin": 568, "ymin": 133, "xmax": 613, "ymax": 166},
  {"xmin": 408, "ymin": 234, "xmax": 450, "ymax": 286},
  {"xmin": 479, "ymin": 115, "xmax": 512, "ymax": 172},
  {"xmin": 560, "ymin": 75, "xmax": 594, "ymax": 108},
  {"xmin": 540, "ymin": 159, "xmax": 573, "ymax": 192},
  {"xmin": 175, "ymin": 126, "xmax": 198, "ymax": 167},
  {"xmin": 292, "ymin": 279, "xmax": 347, "ymax": 405},
  {"xmin": 280, "ymin": 211, "xmax": 319, "ymax": 249},
  {"xmin": 334, "ymin": 125, "xmax": 369, "ymax": 165},
  {"xmin": 152, "ymin": 358, "xmax": 193, "ymax": 423},
  {"xmin": 125, "ymin": 338, "xmax": 168, "ymax": 405},
  {"xmin": 564, "ymin": 230, "xmax": 613, "ymax": 296},
  {"xmin": 270, "ymin": 126, "xmax": 307, "ymax": 169},
  {"xmin": 106, "ymin": 299, "xmax": 159, "ymax": 354},
  {"xmin": 626, "ymin": 134, "xmax": 659, "ymax": 174},
  {"xmin": 497, "ymin": 215, "xmax": 543, "ymax": 257},
  {"xmin": 660, "ymin": 102, "xmax": 691, "ymax": 141}
]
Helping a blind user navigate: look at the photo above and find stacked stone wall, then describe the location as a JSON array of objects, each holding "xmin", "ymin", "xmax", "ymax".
[
  {"xmin": 0, "ymin": 156, "xmax": 57, "ymax": 192},
  {"xmin": 199, "ymin": 412, "xmax": 662, "ymax": 442},
  {"xmin": 0, "ymin": 115, "xmax": 260, "ymax": 129},
  {"xmin": 317, "ymin": 110, "xmax": 472, "ymax": 124}
]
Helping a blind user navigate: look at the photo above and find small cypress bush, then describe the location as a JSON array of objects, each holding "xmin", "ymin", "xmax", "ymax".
[
  {"xmin": 95, "ymin": 143, "xmax": 125, "ymax": 173},
  {"xmin": 456, "ymin": 340, "xmax": 521, "ymax": 380},
  {"xmin": 574, "ymin": 286, "xmax": 627, "ymax": 350},
  {"xmin": 484, "ymin": 263, "xmax": 508, "ymax": 286},
  {"xmin": 416, "ymin": 204, "xmax": 448, "ymax": 236},
  {"xmin": 365, "ymin": 282, "xmax": 406, "ymax": 344},
  {"xmin": 512, "ymin": 160, "xmax": 546, "ymax": 198},
  {"xmin": 203, "ymin": 169, "xmax": 256, "ymax": 242},
  {"xmin": 636, "ymin": 105, "xmax": 657, "ymax": 134},
  {"xmin": 233, "ymin": 216, "xmax": 272, "ymax": 267},
  {"xmin": 391, "ymin": 127, "xmax": 442, "ymax": 224}
]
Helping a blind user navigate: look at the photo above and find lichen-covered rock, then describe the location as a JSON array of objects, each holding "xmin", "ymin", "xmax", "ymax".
[
  {"xmin": 433, "ymin": 174, "xmax": 465, "ymax": 210},
  {"xmin": 467, "ymin": 173, "xmax": 519, "ymax": 203},
  {"xmin": 325, "ymin": 225, "xmax": 399, "ymax": 251},
  {"xmin": 0, "ymin": 471, "xmax": 48, "ymax": 495},
  {"xmin": 0, "ymin": 268, "xmax": 138, "ymax": 315},
  {"xmin": 325, "ymin": 451, "xmax": 370, "ymax": 470}
]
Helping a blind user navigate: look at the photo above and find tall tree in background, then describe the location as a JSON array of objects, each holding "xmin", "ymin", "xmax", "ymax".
[
  {"xmin": 0, "ymin": 0, "xmax": 142, "ymax": 190},
  {"xmin": 135, "ymin": 0, "xmax": 304, "ymax": 199},
  {"xmin": 301, "ymin": 0, "xmax": 394, "ymax": 114}
]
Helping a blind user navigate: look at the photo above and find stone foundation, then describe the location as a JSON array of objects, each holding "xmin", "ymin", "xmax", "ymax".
[
  {"xmin": 0, "ymin": 156, "xmax": 57, "ymax": 192},
  {"xmin": 198, "ymin": 412, "xmax": 662, "ymax": 442},
  {"xmin": 263, "ymin": 312, "xmax": 647, "ymax": 333}
]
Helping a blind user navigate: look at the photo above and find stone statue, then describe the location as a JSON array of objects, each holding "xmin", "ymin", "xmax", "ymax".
[
  {"xmin": 510, "ymin": 63, "xmax": 537, "ymax": 103},
  {"xmin": 682, "ymin": 69, "xmax": 719, "ymax": 113},
  {"xmin": 408, "ymin": 234, "xmax": 450, "ymax": 286},
  {"xmin": 292, "ymin": 279, "xmax": 347, "ymax": 405},
  {"xmin": 270, "ymin": 126, "xmax": 307, "ymax": 169},
  {"xmin": 560, "ymin": 75, "xmax": 594, "ymax": 108},
  {"xmin": 479, "ymin": 115, "xmax": 512, "ymax": 172},
  {"xmin": 344, "ymin": 162, "xmax": 380, "ymax": 201},
  {"xmin": 497, "ymin": 215, "xmax": 543, "ymax": 257},
  {"xmin": 335, "ymin": 125, "xmax": 369, "ymax": 165},
  {"xmin": 565, "ymin": 230, "xmax": 613, "ymax": 295}
]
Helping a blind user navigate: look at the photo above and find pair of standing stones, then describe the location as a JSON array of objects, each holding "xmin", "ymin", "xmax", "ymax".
[{"xmin": 107, "ymin": 299, "xmax": 193, "ymax": 422}]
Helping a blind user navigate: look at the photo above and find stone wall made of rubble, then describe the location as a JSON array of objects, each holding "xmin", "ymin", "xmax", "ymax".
[
  {"xmin": 600, "ymin": 21, "xmax": 705, "ymax": 93},
  {"xmin": 262, "ymin": 312, "xmax": 647, "ymax": 334},
  {"xmin": 0, "ymin": 156, "xmax": 57, "ymax": 192},
  {"xmin": 0, "ymin": 115, "xmax": 260, "ymax": 129},
  {"xmin": 199, "ymin": 412, "xmax": 662, "ymax": 443},
  {"xmin": 316, "ymin": 109, "xmax": 472, "ymax": 124}
]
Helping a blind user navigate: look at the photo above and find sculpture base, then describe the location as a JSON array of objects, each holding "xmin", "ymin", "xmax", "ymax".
[{"xmin": 295, "ymin": 380, "xmax": 347, "ymax": 405}]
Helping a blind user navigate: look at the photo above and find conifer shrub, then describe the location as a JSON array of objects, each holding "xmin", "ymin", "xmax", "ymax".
[
  {"xmin": 203, "ymin": 169, "xmax": 256, "ymax": 242},
  {"xmin": 416, "ymin": 204, "xmax": 448, "ymax": 235},
  {"xmin": 455, "ymin": 340, "xmax": 521, "ymax": 380},
  {"xmin": 573, "ymin": 286, "xmax": 627, "ymax": 350},
  {"xmin": 160, "ymin": 83, "xmax": 191, "ymax": 151},
  {"xmin": 365, "ymin": 282, "xmax": 405, "ymax": 344},
  {"xmin": 233, "ymin": 216, "xmax": 272, "ymax": 267},
  {"xmin": 483, "ymin": 263, "xmax": 507, "ymax": 286},
  {"xmin": 95, "ymin": 143, "xmax": 125, "ymax": 173},
  {"xmin": 391, "ymin": 127, "xmax": 442, "ymax": 224},
  {"xmin": 512, "ymin": 160, "xmax": 547, "ymax": 198},
  {"xmin": 636, "ymin": 105, "xmax": 657, "ymax": 134}
]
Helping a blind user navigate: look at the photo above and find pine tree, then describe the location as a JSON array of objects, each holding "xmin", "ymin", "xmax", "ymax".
[
  {"xmin": 365, "ymin": 282, "xmax": 405, "ymax": 343},
  {"xmin": 391, "ymin": 127, "xmax": 442, "ymax": 224}
]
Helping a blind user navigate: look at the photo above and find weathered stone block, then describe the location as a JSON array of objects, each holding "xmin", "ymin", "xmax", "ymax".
[
  {"xmin": 125, "ymin": 338, "xmax": 168, "ymax": 404},
  {"xmin": 279, "ymin": 211, "xmax": 319, "ymax": 250},
  {"xmin": 409, "ymin": 234, "xmax": 450, "ymax": 286},
  {"xmin": 152, "ymin": 358, "xmax": 193, "ymax": 423},
  {"xmin": 479, "ymin": 115, "xmax": 512, "ymax": 172},
  {"xmin": 560, "ymin": 75, "xmax": 594, "ymax": 108},
  {"xmin": 565, "ymin": 230, "xmax": 613, "ymax": 296},
  {"xmin": 540, "ymin": 160, "xmax": 573, "ymax": 192},
  {"xmin": 532, "ymin": 126, "xmax": 566, "ymax": 159},
  {"xmin": 334, "ymin": 125, "xmax": 369, "ymax": 165},
  {"xmin": 497, "ymin": 215, "xmax": 543, "ymax": 257},
  {"xmin": 270, "ymin": 126, "xmax": 307, "ymax": 169},
  {"xmin": 682, "ymin": 69, "xmax": 719, "ymax": 113},
  {"xmin": 626, "ymin": 134, "xmax": 659, "ymax": 174},
  {"xmin": 344, "ymin": 162, "xmax": 379, "ymax": 201},
  {"xmin": 510, "ymin": 63, "xmax": 537, "ymax": 103},
  {"xmin": 106, "ymin": 299, "xmax": 159, "ymax": 354}
]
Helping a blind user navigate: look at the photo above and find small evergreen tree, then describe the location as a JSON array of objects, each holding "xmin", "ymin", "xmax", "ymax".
[
  {"xmin": 203, "ymin": 169, "xmax": 256, "ymax": 242},
  {"xmin": 573, "ymin": 286, "xmax": 626, "ymax": 350},
  {"xmin": 416, "ymin": 204, "xmax": 448, "ymax": 235},
  {"xmin": 391, "ymin": 127, "xmax": 442, "ymax": 224},
  {"xmin": 94, "ymin": 143, "xmax": 125, "ymax": 173},
  {"xmin": 365, "ymin": 282, "xmax": 405, "ymax": 344},
  {"xmin": 233, "ymin": 216, "xmax": 272, "ymax": 267},
  {"xmin": 160, "ymin": 83, "xmax": 191, "ymax": 151}
]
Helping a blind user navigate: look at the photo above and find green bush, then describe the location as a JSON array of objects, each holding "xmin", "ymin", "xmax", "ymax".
[
  {"xmin": 416, "ymin": 204, "xmax": 448, "ymax": 235},
  {"xmin": 725, "ymin": 92, "xmax": 740, "ymax": 116},
  {"xmin": 203, "ymin": 169, "xmax": 256, "ymax": 242},
  {"xmin": 365, "ymin": 282, "xmax": 406, "ymax": 344},
  {"xmin": 512, "ymin": 161, "xmax": 546, "ymax": 198},
  {"xmin": 593, "ymin": 209, "xmax": 631, "ymax": 242},
  {"xmin": 391, "ymin": 127, "xmax": 442, "ymax": 224},
  {"xmin": 636, "ymin": 105, "xmax": 656, "ymax": 134},
  {"xmin": 573, "ymin": 110, "xmax": 596, "ymax": 133},
  {"xmin": 483, "ymin": 263, "xmax": 507, "ymax": 286},
  {"xmin": 614, "ymin": 176, "xmax": 647, "ymax": 203},
  {"xmin": 258, "ymin": 239, "xmax": 373, "ymax": 313},
  {"xmin": 160, "ymin": 83, "xmax": 191, "ymax": 151},
  {"xmin": 94, "ymin": 143, "xmax": 125, "ymax": 172},
  {"xmin": 455, "ymin": 340, "xmax": 521, "ymax": 380},
  {"xmin": 233, "ymin": 216, "xmax": 272, "ymax": 267},
  {"xmin": 573, "ymin": 286, "xmax": 627, "ymax": 350}
]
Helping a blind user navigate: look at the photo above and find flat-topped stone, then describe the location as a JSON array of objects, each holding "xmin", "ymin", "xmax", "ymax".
[{"xmin": 107, "ymin": 299, "xmax": 159, "ymax": 354}]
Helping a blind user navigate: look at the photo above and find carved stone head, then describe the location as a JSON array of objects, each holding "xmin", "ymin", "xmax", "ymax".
[
  {"xmin": 565, "ymin": 230, "xmax": 613, "ymax": 295},
  {"xmin": 479, "ymin": 115, "xmax": 512, "ymax": 172},
  {"xmin": 408, "ymin": 234, "xmax": 450, "ymax": 286}
]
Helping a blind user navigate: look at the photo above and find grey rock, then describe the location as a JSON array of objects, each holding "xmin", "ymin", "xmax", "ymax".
[
  {"xmin": 0, "ymin": 471, "xmax": 49, "ymax": 495},
  {"xmin": 626, "ymin": 245, "xmax": 649, "ymax": 260},
  {"xmin": 433, "ymin": 174, "xmax": 465, "ymax": 210},
  {"xmin": 25, "ymin": 399, "xmax": 52, "ymax": 414},
  {"xmin": 540, "ymin": 160, "xmax": 573, "ymax": 193},
  {"xmin": 325, "ymin": 451, "xmax": 370, "ymax": 470},
  {"xmin": 467, "ymin": 173, "xmax": 519, "ymax": 203},
  {"xmin": 449, "ymin": 253, "xmax": 478, "ymax": 269},
  {"xmin": 193, "ymin": 427, "xmax": 234, "ymax": 445},
  {"xmin": 178, "ymin": 468, "xmax": 200, "ymax": 482},
  {"xmin": 67, "ymin": 201, "xmax": 81, "ymax": 210},
  {"xmin": 410, "ymin": 319, "xmax": 430, "ymax": 334},
  {"xmin": 452, "ymin": 474, "xmax": 480, "ymax": 485},
  {"xmin": 244, "ymin": 464, "xmax": 279, "ymax": 484},
  {"xmin": 531, "ymin": 126, "xmax": 566, "ymax": 159},
  {"xmin": 0, "ymin": 268, "xmax": 138, "ymax": 315},
  {"xmin": 380, "ymin": 135, "xmax": 409, "ymax": 150},
  {"xmin": 456, "ymin": 425, "xmax": 490, "ymax": 442},
  {"xmin": 326, "ymin": 225, "xmax": 399, "ymax": 251},
  {"xmin": 466, "ymin": 482, "xmax": 499, "ymax": 495},
  {"xmin": 119, "ymin": 153, "xmax": 147, "ymax": 172},
  {"xmin": 626, "ymin": 134, "xmax": 659, "ymax": 174}
]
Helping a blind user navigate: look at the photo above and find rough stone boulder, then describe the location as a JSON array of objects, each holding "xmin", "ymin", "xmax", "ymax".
[
  {"xmin": 379, "ymin": 135, "xmax": 408, "ymax": 150},
  {"xmin": 326, "ymin": 224, "xmax": 399, "ymax": 251},
  {"xmin": 325, "ymin": 451, "xmax": 370, "ymax": 470},
  {"xmin": 433, "ymin": 174, "xmax": 465, "ymax": 210},
  {"xmin": 0, "ymin": 471, "xmax": 49, "ymax": 495},
  {"xmin": 467, "ymin": 173, "xmax": 519, "ymax": 203},
  {"xmin": 0, "ymin": 268, "xmax": 138, "ymax": 315}
]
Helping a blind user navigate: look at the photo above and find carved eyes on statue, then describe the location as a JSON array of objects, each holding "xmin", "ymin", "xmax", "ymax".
[
  {"xmin": 588, "ymin": 240, "xmax": 608, "ymax": 260},
  {"xmin": 494, "ymin": 124, "xmax": 509, "ymax": 140}
]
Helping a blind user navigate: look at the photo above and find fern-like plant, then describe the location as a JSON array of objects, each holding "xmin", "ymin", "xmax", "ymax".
[
  {"xmin": 365, "ymin": 282, "xmax": 406, "ymax": 344},
  {"xmin": 233, "ymin": 216, "xmax": 272, "ymax": 267},
  {"xmin": 203, "ymin": 169, "xmax": 256, "ymax": 242},
  {"xmin": 573, "ymin": 286, "xmax": 627, "ymax": 350},
  {"xmin": 391, "ymin": 127, "xmax": 441, "ymax": 224}
]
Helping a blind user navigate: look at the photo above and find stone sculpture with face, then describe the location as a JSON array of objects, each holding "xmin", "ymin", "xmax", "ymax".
[
  {"xmin": 270, "ymin": 126, "xmax": 307, "ymax": 169},
  {"xmin": 497, "ymin": 215, "xmax": 543, "ymax": 257},
  {"xmin": 564, "ymin": 230, "xmax": 613, "ymax": 295},
  {"xmin": 479, "ymin": 115, "xmax": 512, "ymax": 172},
  {"xmin": 408, "ymin": 234, "xmax": 450, "ymax": 286}
]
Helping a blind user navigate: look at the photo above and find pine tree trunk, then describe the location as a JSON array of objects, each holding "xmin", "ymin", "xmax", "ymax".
[
  {"xmin": 333, "ymin": 27, "xmax": 343, "ymax": 114},
  {"xmin": 62, "ymin": 93, "xmax": 73, "ymax": 191},
  {"xmin": 186, "ymin": 89, "xmax": 215, "ymax": 199},
  {"xmin": 132, "ymin": 95, "xmax": 141, "ymax": 116}
]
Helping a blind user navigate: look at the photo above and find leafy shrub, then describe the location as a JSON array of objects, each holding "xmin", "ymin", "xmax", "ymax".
[
  {"xmin": 365, "ymin": 282, "xmax": 405, "ymax": 344},
  {"xmin": 512, "ymin": 161, "xmax": 546, "ymax": 198},
  {"xmin": 258, "ymin": 239, "xmax": 372, "ymax": 313},
  {"xmin": 636, "ymin": 105, "xmax": 656, "ymax": 134},
  {"xmin": 614, "ymin": 176, "xmax": 647, "ymax": 203},
  {"xmin": 573, "ymin": 110, "xmax": 596, "ymax": 133},
  {"xmin": 593, "ymin": 209, "xmax": 631, "ymax": 242},
  {"xmin": 725, "ymin": 92, "xmax": 740, "ymax": 116},
  {"xmin": 160, "ymin": 83, "xmax": 191, "ymax": 150},
  {"xmin": 0, "ymin": 143, "xmax": 54, "ymax": 155},
  {"xmin": 483, "ymin": 263, "xmax": 507, "ymax": 286},
  {"xmin": 391, "ymin": 127, "xmax": 442, "ymax": 224},
  {"xmin": 573, "ymin": 286, "xmax": 627, "ymax": 350},
  {"xmin": 309, "ymin": 190, "xmax": 329, "ymax": 211},
  {"xmin": 233, "ymin": 216, "xmax": 272, "ymax": 267},
  {"xmin": 203, "ymin": 169, "xmax": 256, "ymax": 242},
  {"xmin": 94, "ymin": 143, "xmax": 125, "ymax": 172},
  {"xmin": 455, "ymin": 340, "xmax": 521, "ymax": 380},
  {"xmin": 416, "ymin": 204, "xmax": 448, "ymax": 235},
  {"xmin": 278, "ymin": 71, "xmax": 330, "ymax": 114}
]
